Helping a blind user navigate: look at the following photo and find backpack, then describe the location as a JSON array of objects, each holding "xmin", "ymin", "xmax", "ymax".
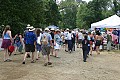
[{"xmin": 41, "ymin": 34, "xmax": 48, "ymax": 45}]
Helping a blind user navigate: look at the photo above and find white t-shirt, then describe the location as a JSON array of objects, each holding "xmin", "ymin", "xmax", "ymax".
[
  {"xmin": 64, "ymin": 31, "xmax": 69, "ymax": 40},
  {"xmin": 78, "ymin": 32, "xmax": 83, "ymax": 40},
  {"xmin": 37, "ymin": 33, "xmax": 42, "ymax": 44},
  {"xmin": 67, "ymin": 33, "xmax": 72, "ymax": 40}
]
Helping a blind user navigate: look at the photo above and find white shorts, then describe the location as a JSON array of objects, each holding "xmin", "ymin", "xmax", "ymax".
[{"xmin": 54, "ymin": 43, "xmax": 60, "ymax": 50}]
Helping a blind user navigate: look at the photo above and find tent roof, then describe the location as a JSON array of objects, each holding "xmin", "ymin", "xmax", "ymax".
[{"xmin": 91, "ymin": 15, "xmax": 120, "ymax": 30}]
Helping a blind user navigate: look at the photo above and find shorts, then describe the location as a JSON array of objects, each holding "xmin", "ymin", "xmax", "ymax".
[
  {"xmin": 1, "ymin": 39, "xmax": 11, "ymax": 49},
  {"xmin": 95, "ymin": 40, "xmax": 101, "ymax": 46},
  {"xmin": 14, "ymin": 41, "xmax": 21, "ymax": 47},
  {"xmin": 78, "ymin": 39, "xmax": 82, "ymax": 44},
  {"xmin": 25, "ymin": 44, "xmax": 35, "ymax": 52},
  {"xmin": 36, "ymin": 44, "xmax": 41, "ymax": 52},
  {"xmin": 54, "ymin": 43, "xmax": 60, "ymax": 50},
  {"xmin": 41, "ymin": 45, "xmax": 51, "ymax": 55},
  {"xmin": 65, "ymin": 40, "xmax": 68, "ymax": 44}
]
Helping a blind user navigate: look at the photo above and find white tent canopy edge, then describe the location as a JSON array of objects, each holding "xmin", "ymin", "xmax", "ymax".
[{"xmin": 91, "ymin": 14, "xmax": 120, "ymax": 30}]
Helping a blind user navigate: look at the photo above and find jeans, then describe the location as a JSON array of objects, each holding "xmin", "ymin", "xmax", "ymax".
[
  {"xmin": 72, "ymin": 43, "xmax": 75, "ymax": 51},
  {"xmin": 68, "ymin": 40, "xmax": 73, "ymax": 51},
  {"xmin": 83, "ymin": 50, "xmax": 88, "ymax": 61}
]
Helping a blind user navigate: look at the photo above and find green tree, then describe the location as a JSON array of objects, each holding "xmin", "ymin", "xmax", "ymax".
[
  {"xmin": 0, "ymin": 0, "xmax": 61, "ymax": 36},
  {"xmin": 59, "ymin": 0, "xmax": 77, "ymax": 29}
]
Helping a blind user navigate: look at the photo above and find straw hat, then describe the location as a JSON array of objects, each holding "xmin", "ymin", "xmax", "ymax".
[
  {"xmin": 40, "ymin": 28, "xmax": 42, "ymax": 31},
  {"xmin": 66, "ymin": 28, "xmax": 69, "ymax": 31},
  {"xmin": 45, "ymin": 28, "xmax": 49, "ymax": 31},
  {"xmin": 51, "ymin": 28, "xmax": 55, "ymax": 31},
  {"xmin": 28, "ymin": 26, "xmax": 35, "ymax": 31},
  {"xmin": 56, "ymin": 29, "xmax": 60, "ymax": 32}
]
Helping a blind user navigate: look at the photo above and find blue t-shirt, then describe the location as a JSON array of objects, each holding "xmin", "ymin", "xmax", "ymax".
[{"xmin": 24, "ymin": 31, "xmax": 37, "ymax": 45}]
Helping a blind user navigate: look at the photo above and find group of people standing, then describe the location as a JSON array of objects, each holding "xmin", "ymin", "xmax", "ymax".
[{"xmin": 1, "ymin": 25, "xmax": 111, "ymax": 65}]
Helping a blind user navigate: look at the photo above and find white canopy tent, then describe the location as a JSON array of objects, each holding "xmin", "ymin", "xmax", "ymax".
[{"xmin": 91, "ymin": 15, "xmax": 120, "ymax": 30}]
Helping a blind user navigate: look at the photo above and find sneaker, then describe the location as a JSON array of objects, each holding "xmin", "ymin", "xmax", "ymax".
[
  {"xmin": 7, "ymin": 59, "xmax": 12, "ymax": 62},
  {"xmin": 20, "ymin": 52, "xmax": 24, "ymax": 54},
  {"xmin": 65, "ymin": 50, "xmax": 68, "ymax": 52},
  {"xmin": 22, "ymin": 61, "xmax": 25, "ymax": 64},
  {"xmin": 83, "ymin": 60, "xmax": 87, "ymax": 62},
  {"xmin": 27, "ymin": 54, "xmax": 31, "ymax": 58},
  {"xmin": 36, "ymin": 58, "xmax": 39, "ymax": 60},
  {"xmin": 4, "ymin": 60, "xmax": 7, "ymax": 62},
  {"xmin": 44, "ymin": 63, "xmax": 48, "ymax": 66},
  {"xmin": 31, "ymin": 60, "xmax": 35, "ymax": 63},
  {"xmin": 48, "ymin": 62, "xmax": 52, "ymax": 65}
]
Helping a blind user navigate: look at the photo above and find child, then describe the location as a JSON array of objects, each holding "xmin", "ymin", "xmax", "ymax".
[{"xmin": 82, "ymin": 35, "xmax": 90, "ymax": 62}]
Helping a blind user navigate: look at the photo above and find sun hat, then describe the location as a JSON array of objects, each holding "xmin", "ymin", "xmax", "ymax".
[
  {"xmin": 28, "ymin": 26, "xmax": 35, "ymax": 31},
  {"xmin": 56, "ymin": 29, "xmax": 60, "ymax": 32},
  {"xmin": 40, "ymin": 28, "xmax": 42, "ymax": 31},
  {"xmin": 51, "ymin": 28, "xmax": 55, "ymax": 31},
  {"xmin": 45, "ymin": 28, "xmax": 49, "ymax": 31},
  {"xmin": 66, "ymin": 28, "xmax": 69, "ymax": 31},
  {"xmin": 26, "ymin": 24, "xmax": 31, "ymax": 28}
]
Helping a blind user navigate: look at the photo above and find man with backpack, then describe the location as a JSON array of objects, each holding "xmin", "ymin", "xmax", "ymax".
[{"xmin": 41, "ymin": 28, "xmax": 53, "ymax": 66}]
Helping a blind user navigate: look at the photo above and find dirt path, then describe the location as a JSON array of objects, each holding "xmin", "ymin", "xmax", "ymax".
[{"xmin": 0, "ymin": 48, "xmax": 120, "ymax": 80}]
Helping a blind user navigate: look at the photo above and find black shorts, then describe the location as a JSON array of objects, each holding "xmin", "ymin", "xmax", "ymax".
[
  {"xmin": 25, "ymin": 44, "xmax": 35, "ymax": 52},
  {"xmin": 95, "ymin": 40, "xmax": 101, "ymax": 46},
  {"xmin": 65, "ymin": 40, "xmax": 68, "ymax": 44},
  {"xmin": 78, "ymin": 39, "xmax": 82, "ymax": 44}
]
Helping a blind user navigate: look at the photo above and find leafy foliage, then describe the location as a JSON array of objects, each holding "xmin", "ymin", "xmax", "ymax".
[{"xmin": 0, "ymin": 0, "xmax": 60, "ymax": 36}]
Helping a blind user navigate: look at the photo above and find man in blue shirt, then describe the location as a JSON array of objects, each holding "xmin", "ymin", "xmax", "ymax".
[{"xmin": 22, "ymin": 26, "xmax": 37, "ymax": 64}]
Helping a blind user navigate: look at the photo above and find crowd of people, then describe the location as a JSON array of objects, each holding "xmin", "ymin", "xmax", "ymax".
[{"xmin": 1, "ymin": 25, "xmax": 119, "ymax": 65}]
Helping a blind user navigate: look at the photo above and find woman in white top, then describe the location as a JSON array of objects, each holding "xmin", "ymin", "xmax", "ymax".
[{"xmin": 36, "ymin": 29, "xmax": 42, "ymax": 60}]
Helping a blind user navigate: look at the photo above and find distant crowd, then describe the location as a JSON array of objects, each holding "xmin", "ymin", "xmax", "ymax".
[{"xmin": 1, "ymin": 24, "xmax": 119, "ymax": 65}]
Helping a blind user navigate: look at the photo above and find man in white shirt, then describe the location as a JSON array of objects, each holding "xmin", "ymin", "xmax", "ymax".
[
  {"xmin": 64, "ymin": 28, "xmax": 69, "ymax": 52},
  {"xmin": 77, "ymin": 31, "xmax": 83, "ymax": 48},
  {"xmin": 67, "ymin": 30, "xmax": 73, "ymax": 53}
]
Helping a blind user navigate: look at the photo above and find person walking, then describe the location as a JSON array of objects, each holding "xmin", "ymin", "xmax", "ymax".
[
  {"xmin": 41, "ymin": 28, "xmax": 52, "ymax": 66},
  {"xmin": 22, "ymin": 26, "xmax": 37, "ymax": 64},
  {"xmin": 1, "ymin": 25, "xmax": 13, "ymax": 62},
  {"xmin": 107, "ymin": 32, "xmax": 112, "ymax": 51},
  {"xmin": 36, "ymin": 29, "xmax": 42, "ymax": 60},
  {"xmin": 64, "ymin": 28, "xmax": 69, "ymax": 52},
  {"xmin": 54, "ymin": 29, "xmax": 62, "ymax": 58},
  {"xmin": 67, "ymin": 30, "xmax": 73, "ymax": 53},
  {"xmin": 77, "ymin": 30, "xmax": 83, "ymax": 48},
  {"xmin": 82, "ymin": 35, "xmax": 89, "ymax": 62},
  {"xmin": 95, "ymin": 32, "xmax": 103, "ymax": 55},
  {"xmin": 72, "ymin": 31, "xmax": 76, "ymax": 51},
  {"xmin": 88, "ymin": 32, "xmax": 94, "ymax": 55},
  {"xmin": 50, "ymin": 28, "xmax": 55, "ymax": 56}
]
